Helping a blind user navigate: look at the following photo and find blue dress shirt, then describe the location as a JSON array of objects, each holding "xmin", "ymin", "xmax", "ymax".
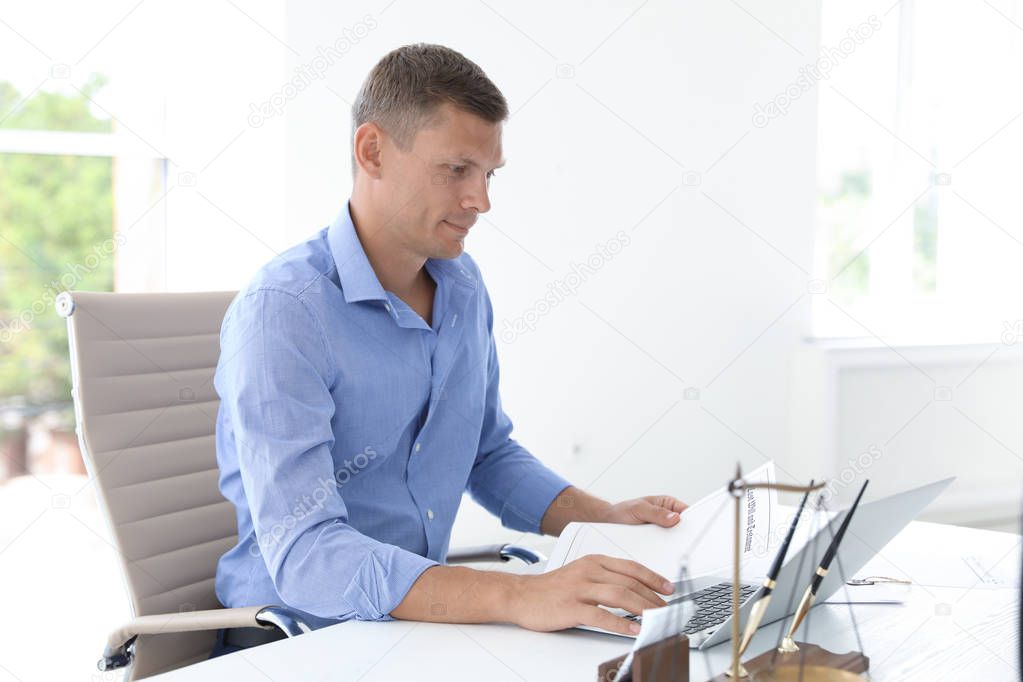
[{"xmin": 214, "ymin": 203, "xmax": 572, "ymax": 625}]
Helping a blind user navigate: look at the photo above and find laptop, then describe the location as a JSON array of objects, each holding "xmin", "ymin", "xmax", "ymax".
[{"xmin": 585, "ymin": 476, "xmax": 953, "ymax": 649}]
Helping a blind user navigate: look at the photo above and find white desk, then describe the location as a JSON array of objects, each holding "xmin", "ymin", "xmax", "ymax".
[{"xmin": 152, "ymin": 522, "xmax": 1020, "ymax": 681}]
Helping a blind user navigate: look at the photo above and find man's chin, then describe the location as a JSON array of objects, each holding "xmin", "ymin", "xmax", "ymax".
[{"xmin": 434, "ymin": 239, "xmax": 465, "ymax": 260}]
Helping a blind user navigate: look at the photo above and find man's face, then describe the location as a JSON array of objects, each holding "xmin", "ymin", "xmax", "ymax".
[{"xmin": 381, "ymin": 103, "xmax": 504, "ymax": 260}]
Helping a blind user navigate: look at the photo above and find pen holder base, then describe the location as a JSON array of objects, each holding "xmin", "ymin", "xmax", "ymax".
[
  {"xmin": 597, "ymin": 634, "xmax": 689, "ymax": 682},
  {"xmin": 708, "ymin": 642, "xmax": 869, "ymax": 681}
]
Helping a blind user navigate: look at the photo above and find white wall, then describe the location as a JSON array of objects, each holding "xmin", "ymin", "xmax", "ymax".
[
  {"xmin": 791, "ymin": 342, "xmax": 1023, "ymax": 533},
  {"xmin": 103, "ymin": 0, "xmax": 292, "ymax": 294}
]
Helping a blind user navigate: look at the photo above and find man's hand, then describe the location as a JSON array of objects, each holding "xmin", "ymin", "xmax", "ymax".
[
  {"xmin": 593, "ymin": 494, "xmax": 689, "ymax": 528},
  {"xmin": 541, "ymin": 486, "xmax": 689, "ymax": 536},
  {"xmin": 509, "ymin": 554, "xmax": 675, "ymax": 635},
  {"xmin": 393, "ymin": 492, "xmax": 689, "ymax": 633}
]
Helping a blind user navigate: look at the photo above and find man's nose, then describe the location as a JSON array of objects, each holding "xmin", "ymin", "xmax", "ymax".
[{"xmin": 461, "ymin": 174, "xmax": 491, "ymax": 214}]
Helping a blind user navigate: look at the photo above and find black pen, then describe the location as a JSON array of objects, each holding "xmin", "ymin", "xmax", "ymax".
[
  {"xmin": 779, "ymin": 480, "xmax": 869, "ymax": 653},
  {"xmin": 735, "ymin": 480, "xmax": 815, "ymax": 659}
]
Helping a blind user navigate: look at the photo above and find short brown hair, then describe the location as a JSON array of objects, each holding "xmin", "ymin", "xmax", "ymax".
[{"xmin": 351, "ymin": 44, "xmax": 508, "ymax": 174}]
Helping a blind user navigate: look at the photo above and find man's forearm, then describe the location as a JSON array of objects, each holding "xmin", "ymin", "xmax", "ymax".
[
  {"xmin": 539, "ymin": 485, "xmax": 612, "ymax": 536},
  {"xmin": 390, "ymin": 565, "xmax": 521, "ymax": 623}
]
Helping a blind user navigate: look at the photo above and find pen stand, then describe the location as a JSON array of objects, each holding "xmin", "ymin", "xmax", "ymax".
[
  {"xmin": 707, "ymin": 642, "xmax": 869, "ymax": 681},
  {"xmin": 597, "ymin": 634, "xmax": 689, "ymax": 682}
]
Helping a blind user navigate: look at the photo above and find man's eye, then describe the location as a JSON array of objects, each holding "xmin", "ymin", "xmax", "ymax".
[{"xmin": 449, "ymin": 165, "xmax": 466, "ymax": 174}]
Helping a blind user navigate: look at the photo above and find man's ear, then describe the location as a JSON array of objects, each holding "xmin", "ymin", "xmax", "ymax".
[{"xmin": 353, "ymin": 122, "xmax": 384, "ymax": 179}]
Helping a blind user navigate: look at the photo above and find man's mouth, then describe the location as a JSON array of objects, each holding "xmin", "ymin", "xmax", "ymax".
[{"xmin": 442, "ymin": 220, "xmax": 471, "ymax": 234}]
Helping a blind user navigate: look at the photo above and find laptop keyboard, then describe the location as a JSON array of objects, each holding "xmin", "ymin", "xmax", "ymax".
[{"xmin": 624, "ymin": 582, "xmax": 758, "ymax": 634}]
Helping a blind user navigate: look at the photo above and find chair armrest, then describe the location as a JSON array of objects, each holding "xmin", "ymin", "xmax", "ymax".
[
  {"xmin": 98, "ymin": 605, "xmax": 311, "ymax": 672},
  {"xmin": 446, "ymin": 543, "xmax": 546, "ymax": 565}
]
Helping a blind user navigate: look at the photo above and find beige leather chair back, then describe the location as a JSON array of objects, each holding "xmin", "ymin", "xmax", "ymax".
[{"xmin": 59, "ymin": 291, "xmax": 238, "ymax": 679}]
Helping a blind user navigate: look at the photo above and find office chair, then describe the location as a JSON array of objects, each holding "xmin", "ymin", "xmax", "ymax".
[{"xmin": 57, "ymin": 291, "xmax": 544, "ymax": 680}]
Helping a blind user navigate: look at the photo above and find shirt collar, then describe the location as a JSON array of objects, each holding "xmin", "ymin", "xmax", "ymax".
[
  {"xmin": 328, "ymin": 202, "xmax": 388, "ymax": 304},
  {"xmin": 328, "ymin": 201, "xmax": 478, "ymax": 303}
]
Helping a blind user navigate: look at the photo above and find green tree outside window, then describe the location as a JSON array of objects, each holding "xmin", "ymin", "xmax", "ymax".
[{"xmin": 0, "ymin": 74, "xmax": 114, "ymax": 474}]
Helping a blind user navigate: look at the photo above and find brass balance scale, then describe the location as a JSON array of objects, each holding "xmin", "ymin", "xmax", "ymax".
[{"xmin": 710, "ymin": 468, "xmax": 870, "ymax": 682}]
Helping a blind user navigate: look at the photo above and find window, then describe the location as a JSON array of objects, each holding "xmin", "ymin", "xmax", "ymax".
[
  {"xmin": 0, "ymin": 73, "xmax": 166, "ymax": 480},
  {"xmin": 814, "ymin": 0, "xmax": 1023, "ymax": 344}
]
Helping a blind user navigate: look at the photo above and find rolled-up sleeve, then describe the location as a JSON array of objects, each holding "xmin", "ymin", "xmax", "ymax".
[
  {"xmin": 466, "ymin": 284, "xmax": 573, "ymax": 534},
  {"xmin": 216, "ymin": 288, "xmax": 437, "ymax": 620}
]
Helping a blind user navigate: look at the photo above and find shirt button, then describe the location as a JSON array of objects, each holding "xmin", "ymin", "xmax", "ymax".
[
  {"xmin": 414, "ymin": 442, "xmax": 421, "ymax": 453},
  {"xmin": 427, "ymin": 509, "xmax": 435, "ymax": 520}
]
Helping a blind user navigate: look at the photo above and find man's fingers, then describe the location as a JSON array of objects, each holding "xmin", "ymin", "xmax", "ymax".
[
  {"xmin": 645, "ymin": 494, "xmax": 688, "ymax": 513},
  {"xmin": 662, "ymin": 495, "xmax": 689, "ymax": 513},
  {"xmin": 585, "ymin": 583, "xmax": 657, "ymax": 616},
  {"xmin": 594, "ymin": 555, "xmax": 673, "ymax": 595},
  {"xmin": 634, "ymin": 500, "xmax": 681, "ymax": 527},
  {"xmin": 583, "ymin": 606, "xmax": 642, "ymax": 636},
  {"xmin": 592, "ymin": 569, "xmax": 666, "ymax": 609}
]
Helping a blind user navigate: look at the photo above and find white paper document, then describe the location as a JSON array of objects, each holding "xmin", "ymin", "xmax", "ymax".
[
  {"xmin": 611, "ymin": 600, "xmax": 696, "ymax": 682},
  {"xmin": 546, "ymin": 462, "xmax": 783, "ymax": 585}
]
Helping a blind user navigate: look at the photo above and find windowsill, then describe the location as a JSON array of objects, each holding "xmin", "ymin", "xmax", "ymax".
[
  {"xmin": 797, "ymin": 334, "xmax": 1023, "ymax": 372},
  {"xmin": 804, "ymin": 335, "xmax": 1011, "ymax": 351},
  {"xmin": 810, "ymin": 295, "xmax": 1021, "ymax": 351}
]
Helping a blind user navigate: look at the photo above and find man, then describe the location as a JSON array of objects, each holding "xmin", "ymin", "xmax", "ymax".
[{"xmin": 213, "ymin": 43, "xmax": 687, "ymax": 653}]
